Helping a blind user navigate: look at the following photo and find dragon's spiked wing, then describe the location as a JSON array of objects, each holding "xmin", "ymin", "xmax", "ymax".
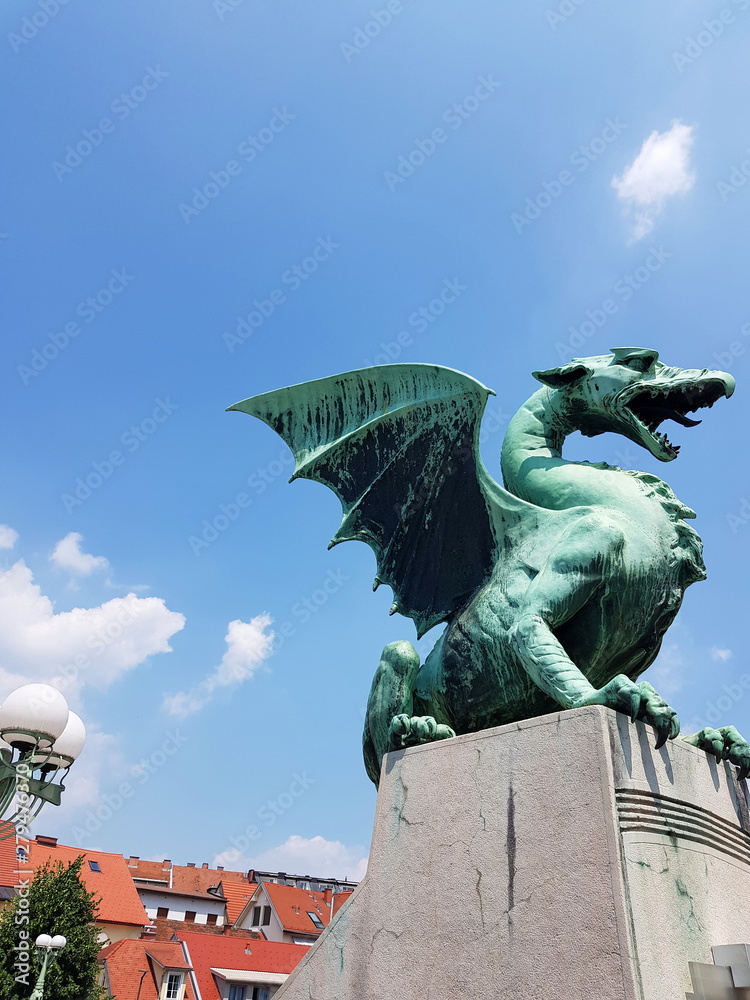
[{"xmin": 229, "ymin": 364, "xmax": 532, "ymax": 637}]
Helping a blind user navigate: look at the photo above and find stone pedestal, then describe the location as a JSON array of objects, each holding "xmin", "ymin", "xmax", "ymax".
[{"xmin": 275, "ymin": 706, "xmax": 750, "ymax": 1000}]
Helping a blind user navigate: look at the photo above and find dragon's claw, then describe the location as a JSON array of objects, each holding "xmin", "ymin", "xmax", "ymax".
[
  {"xmin": 683, "ymin": 726, "xmax": 750, "ymax": 781},
  {"xmin": 580, "ymin": 674, "xmax": 680, "ymax": 748},
  {"xmin": 387, "ymin": 714, "xmax": 456, "ymax": 751}
]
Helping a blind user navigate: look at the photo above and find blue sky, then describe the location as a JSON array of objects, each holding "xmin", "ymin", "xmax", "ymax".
[{"xmin": 2, "ymin": 0, "xmax": 750, "ymax": 878}]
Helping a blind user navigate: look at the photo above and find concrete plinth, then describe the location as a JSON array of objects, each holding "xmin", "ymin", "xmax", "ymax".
[{"xmin": 276, "ymin": 706, "xmax": 750, "ymax": 1000}]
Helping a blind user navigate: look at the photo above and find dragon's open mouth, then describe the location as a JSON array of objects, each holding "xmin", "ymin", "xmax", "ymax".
[{"xmin": 623, "ymin": 379, "xmax": 731, "ymax": 458}]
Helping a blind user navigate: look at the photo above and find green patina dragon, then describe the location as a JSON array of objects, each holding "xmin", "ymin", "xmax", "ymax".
[{"xmin": 231, "ymin": 348, "xmax": 750, "ymax": 785}]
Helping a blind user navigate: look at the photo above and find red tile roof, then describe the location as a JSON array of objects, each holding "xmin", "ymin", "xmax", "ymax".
[
  {"xmin": 0, "ymin": 821, "xmax": 18, "ymax": 889},
  {"xmin": 179, "ymin": 931, "xmax": 307, "ymax": 1000},
  {"xmin": 261, "ymin": 882, "xmax": 332, "ymax": 935},
  {"xmin": 144, "ymin": 943, "xmax": 193, "ymax": 971},
  {"xmin": 99, "ymin": 939, "xmax": 195, "ymax": 1000},
  {"xmin": 29, "ymin": 839, "xmax": 148, "ymax": 927},
  {"xmin": 221, "ymin": 880, "xmax": 258, "ymax": 924},
  {"xmin": 171, "ymin": 864, "xmax": 249, "ymax": 895},
  {"xmin": 332, "ymin": 890, "xmax": 353, "ymax": 916},
  {"xmin": 126, "ymin": 859, "xmax": 170, "ymax": 883}
]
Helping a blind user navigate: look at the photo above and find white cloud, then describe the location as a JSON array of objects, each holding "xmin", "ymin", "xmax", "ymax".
[
  {"xmin": 163, "ymin": 614, "xmax": 274, "ymax": 717},
  {"xmin": 711, "ymin": 647, "xmax": 733, "ymax": 662},
  {"xmin": 0, "ymin": 525, "xmax": 19, "ymax": 550},
  {"xmin": 214, "ymin": 835, "xmax": 368, "ymax": 882},
  {"xmin": 51, "ymin": 532, "xmax": 109, "ymax": 575},
  {"xmin": 612, "ymin": 121, "xmax": 695, "ymax": 240},
  {"xmin": 0, "ymin": 559, "xmax": 185, "ymax": 699},
  {"xmin": 650, "ymin": 642, "xmax": 684, "ymax": 696}
]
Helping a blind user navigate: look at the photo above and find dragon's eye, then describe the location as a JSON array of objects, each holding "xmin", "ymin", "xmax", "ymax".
[{"xmin": 616, "ymin": 353, "xmax": 657, "ymax": 373}]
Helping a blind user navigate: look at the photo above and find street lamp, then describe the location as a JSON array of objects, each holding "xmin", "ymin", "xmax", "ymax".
[
  {"xmin": 30, "ymin": 933, "xmax": 66, "ymax": 1000},
  {"xmin": 0, "ymin": 684, "xmax": 86, "ymax": 834}
]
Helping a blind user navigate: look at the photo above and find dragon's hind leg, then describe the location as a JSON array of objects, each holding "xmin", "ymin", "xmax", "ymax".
[
  {"xmin": 682, "ymin": 725, "xmax": 750, "ymax": 780},
  {"xmin": 363, "ymin": 640, "xmax": 455, "ymax": 786}
]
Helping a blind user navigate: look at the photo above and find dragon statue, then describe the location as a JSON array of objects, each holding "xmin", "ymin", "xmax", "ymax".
[{"xmin": 230, "ymin": 348, "xmax": 750, "ymax": 786}]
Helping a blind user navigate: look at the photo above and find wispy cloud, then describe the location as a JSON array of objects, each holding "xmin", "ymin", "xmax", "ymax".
[
  {"xmin": 650, "ymin": 642, "xmax": 685, "ymax": 696},
  {"xmin": 612, "ymin": 121, "xmax": 695, "ymax": 240},
  {"xmin": 0, "ymin": 525, "xmax": 19, "ymax": 550},
  {"xmin": 51, "ymin": 531, "xmax": 109, "ymax": 575},
  {"xmin": 214, "ymin": 834, "xmax": 368, "ymax": 882},
  {"xmin": 163, "ymin": 614, "xmax": 274, "ymax": 717},
  {"xmin": 710, "ymin": 647, "xmax": 733, "ymax": 662}
]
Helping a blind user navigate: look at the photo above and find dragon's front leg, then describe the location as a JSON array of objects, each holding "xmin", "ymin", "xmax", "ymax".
[
  {"xmin": 681, "ymin": 726, "xmax": 750, "ymax": 780},
  {"xmin": 507, "ymin": 515, "xmax": 680, "ymax": 748}
]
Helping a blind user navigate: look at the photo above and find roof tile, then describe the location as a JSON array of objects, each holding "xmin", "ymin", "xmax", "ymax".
[
  {"xmin": 179, "ymin": 930, "xmax": 307, "ymax": 1000},
  {"xmin": 29, "ymin": 839, "xmax": 148, "ymax": 926}
]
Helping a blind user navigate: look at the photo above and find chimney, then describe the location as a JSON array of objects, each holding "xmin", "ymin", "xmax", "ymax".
[
  {"xmin": 162, "ymin": 860, "xmax": 171, "ymax": 869},
  {"xmin": 323, "ymin": 888, "xmax": 332, "ymax": 905},
  {"xmin": 217, "ymin": 866, "xmax": 224, "ymax": 871},
  {"xmin": 35, "ymin": 835, "xmax": 57, "ymax": 848},
  {"xmin": 187, "ymin": 862, "xmax": 196, "ymax": 868},
  {"xmin": 202, "ymin": 863, "xmax": 208, "ymax": 869}
]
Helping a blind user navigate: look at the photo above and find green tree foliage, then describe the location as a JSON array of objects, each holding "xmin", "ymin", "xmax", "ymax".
[{"xmin": 0, "ymin": 856, "xmax": 106, "ymax": 1000}]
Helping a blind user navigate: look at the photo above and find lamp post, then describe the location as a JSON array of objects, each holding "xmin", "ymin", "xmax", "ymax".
[
  {"xmin": 0, "ymin": 684, "xmax": 86, "ymax": 835},
  {"xmin": 29, "ymin": 933, "xmax": 66, "ymax": 1000}
]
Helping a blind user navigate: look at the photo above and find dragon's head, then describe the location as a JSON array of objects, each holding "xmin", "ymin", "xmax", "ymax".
[{"xmin": 533, "ymin": 347, "xmax": 735, "ymax": 461}]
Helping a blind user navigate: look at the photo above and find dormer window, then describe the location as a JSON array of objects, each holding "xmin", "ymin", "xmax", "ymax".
[{"xmin": 163, "ymin": 973, "xmax": 184, "ymax": 1000}]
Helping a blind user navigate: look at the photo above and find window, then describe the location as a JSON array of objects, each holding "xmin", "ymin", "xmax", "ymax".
[
  {"xmin": 250, "ymin": 906, "xmax": 261, "ymax": 926},
  {"xmin": 88, "ymin": 860, "xmax": 101, "ymax": 872},
  {"xmin": 184, "ymin": 911, "xmax": 196, "ymax": 922},
  {"xmin": 206, "ymin": 913, "xmax": 217, "ymax": 925},
  {"xmin": 156, "ymin": 907, "xmax": 169, "ymax": 918},
  {"xmin": 228, "ymin": 987, "xmax": 246, "ymax": 1000},
  {"xmin": 261, "ymin": 905, "xmax": 271, "ymax": 926},
  {"xmin": 164, "ymin": 973, "xmax": 183, "ymax": 999},
  {"xmin": 252, "ymin": 989, "xmax": 269, "ymax": 1000},
  {"xmin": 307, "ymin": 911, "xmax": 324, "ymax": 931}
]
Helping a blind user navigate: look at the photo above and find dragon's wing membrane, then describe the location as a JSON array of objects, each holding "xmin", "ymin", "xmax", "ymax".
[{"xmin": 229, "ymin": 364, "xmax": 504, "ymax": 637}]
